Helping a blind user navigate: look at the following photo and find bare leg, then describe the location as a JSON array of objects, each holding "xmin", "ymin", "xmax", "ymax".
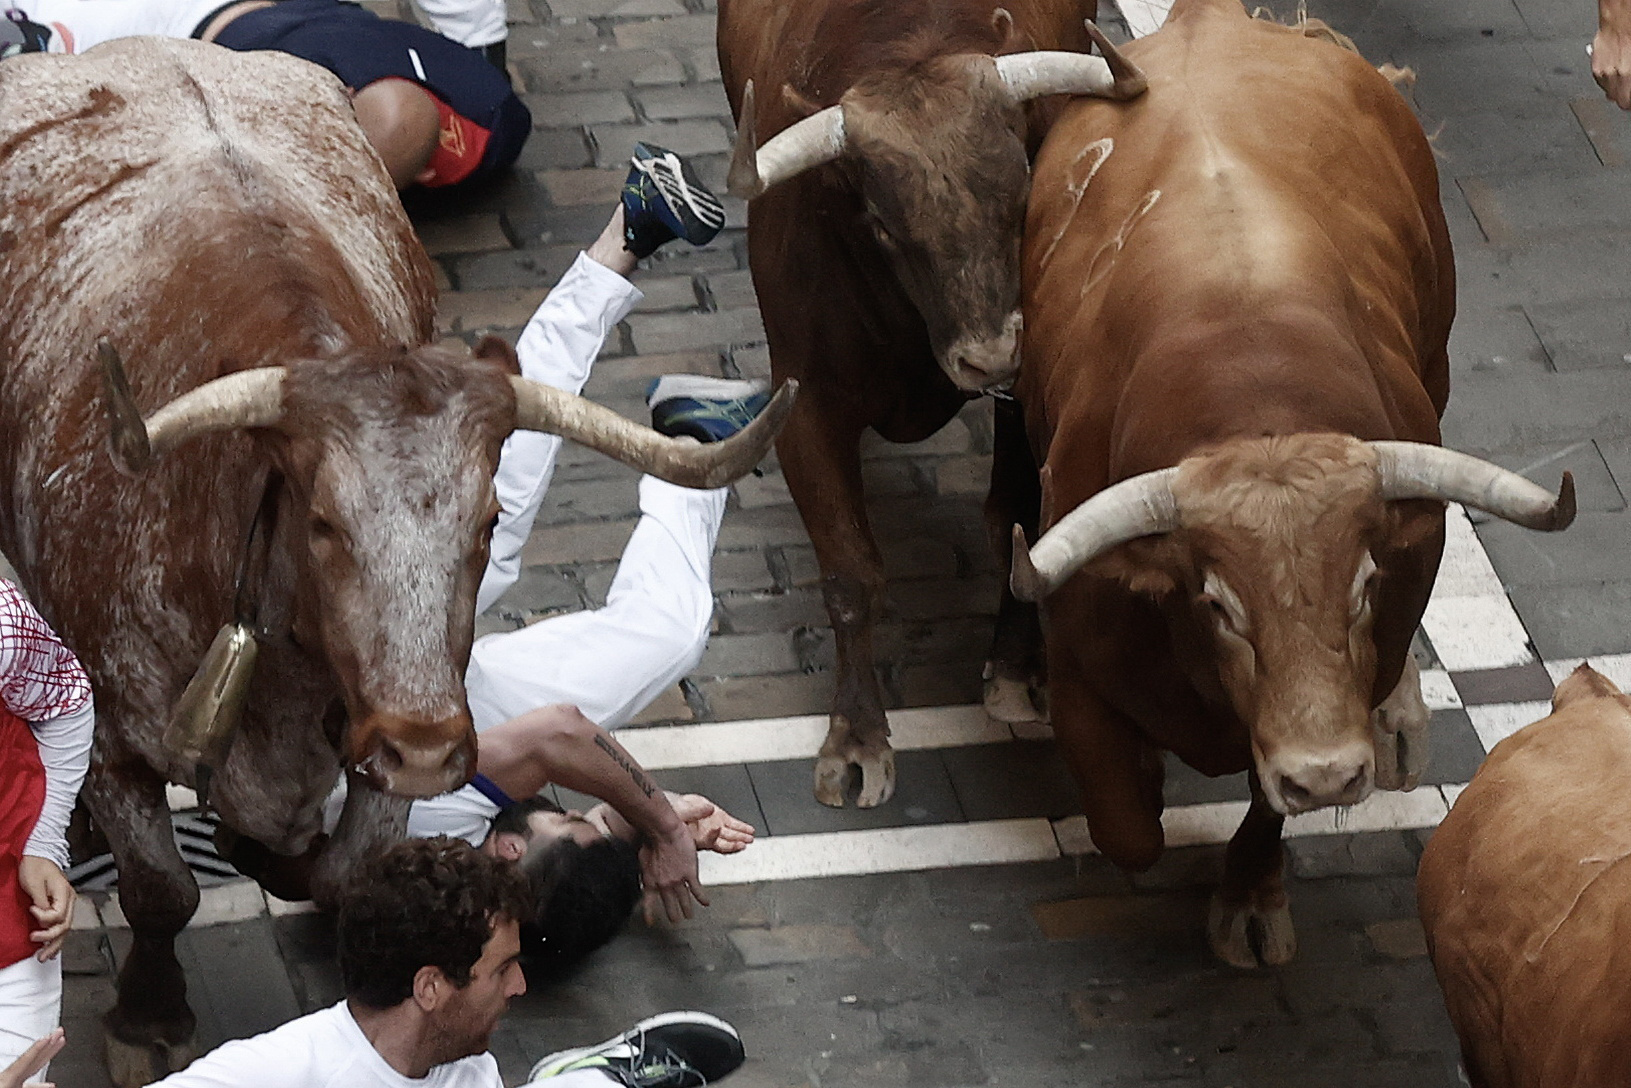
[{"xmin": 1208, "ymin": 771, "xmax": 1294, "ymax": 968}]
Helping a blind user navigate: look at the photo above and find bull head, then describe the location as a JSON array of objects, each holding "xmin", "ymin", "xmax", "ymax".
[
  {"xmin": 727, "ymin": 22, "xmax": 1145, "ymax": 393},
  {"xmin": 1012, "ymin": 435, "xmax": 1575, "ymax": 815},
  {"xmin": 100, "ymin": 339, "xmax": 795, "ymax": 798}
]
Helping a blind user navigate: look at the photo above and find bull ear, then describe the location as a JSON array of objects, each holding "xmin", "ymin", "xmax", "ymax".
[
  {"xmin": 781, "ymin": 83, "xmax": 824, "ymax": 118},
  {"xmin": 1087, "ymin": 537, "xmax": 1179, "ymax": 597},
  {"xmin": 991, "ymin": 7, "xmax": 1016, "ymax": 46},
  {"xmin": 473, "ymin": 335, "xmax": 521, "ymax": 376}
]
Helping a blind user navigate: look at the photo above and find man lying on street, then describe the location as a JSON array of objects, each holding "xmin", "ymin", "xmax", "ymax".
[
  {"xmin": 231, "ymin": 145, "xmax": 754, "ymax": 973},
  {"xmin": 152, "ymin": 837, "xmax": 746, "ymax": 1087}
]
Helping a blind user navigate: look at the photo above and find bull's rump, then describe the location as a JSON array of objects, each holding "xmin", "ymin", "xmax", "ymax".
[
  {"xmin": 1418, "ymin": 698, "xmax": 1631, "ymax": 1086},
  {"xmin": 1021, "ymin": 0, "xmax": 1451, "ymax": 458}
]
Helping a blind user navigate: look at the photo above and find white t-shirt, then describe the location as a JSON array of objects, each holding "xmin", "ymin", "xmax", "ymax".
[
  {"xmin": 152, "ymin": 1001, "xmax": 502, "ymax": 1088},
  {"xmin": 12, "ymin": 0, "xmax": 231, "ymax": 52},
  {"xmin": 321, "ymin": 779, "xmax": 501, "ymax": 849}
]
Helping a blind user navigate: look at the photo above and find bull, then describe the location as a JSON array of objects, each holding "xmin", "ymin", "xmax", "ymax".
[
  {"xmin": 718, "ymin": 0, "xmax": 1145, "ymax": 807},
  {"xmin": 0, "ymin": 39, "xmax": 785, "ymax": 1083},
  {"xmin": 1418, "ymin": 664, "xmax": 1631, "ymax": 1087},
  {"xmin": 1003, "ymin": 0, "xmax": 1573, "ymax": 966}
]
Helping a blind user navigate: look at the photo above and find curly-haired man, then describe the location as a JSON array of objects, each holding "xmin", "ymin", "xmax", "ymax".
[{"xmin": 152, "ymin": 838, "xmax": 745, "ymax": 1087}]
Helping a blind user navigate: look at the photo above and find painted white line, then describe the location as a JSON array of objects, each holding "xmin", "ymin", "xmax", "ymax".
[
  {"xmin": 1466, "ymin": 700, "xmax": 1552, "ymax": 751},
  {"xmin": 1420, "ymin": 668, "xmax": 1460, "ymax": 710},
  {"xmin": 1420, "ymin": 506, "xmax": 1535, "ymax": 670},
  {"xmin": 1544, "ymin": 653, "xmax": 1631, "ymax": 690},
  {"xmin": 696, "ymin": 818, "xmax": 1061, "ymax": 886},
  {"xmin": 1115, "ymin": 0, "xmax": 1174, "ymax": 37},
  {"xmin": 1436, "ymin": 506, "xmax": 1510, "ymax": 598}
]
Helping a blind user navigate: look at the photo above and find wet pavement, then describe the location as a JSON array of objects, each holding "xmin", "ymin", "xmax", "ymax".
[{"xmin": 12, "ymin": 0, "xmax": 1631, "ymax": 1080}]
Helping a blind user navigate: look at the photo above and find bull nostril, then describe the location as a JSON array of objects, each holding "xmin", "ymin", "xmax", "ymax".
[
  {"xmin": 1341, "ymin": 767, "xmax": 1367, "ymax": 796},
  {"xmin": 1279, "ymin": 776, "xmax": 1315, "ymax": 809}
]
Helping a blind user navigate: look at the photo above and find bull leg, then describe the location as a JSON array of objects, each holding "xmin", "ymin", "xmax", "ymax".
[
  {"xmin": 1050, "ymin": 668, "xmax": 1165, "ymax": 870},
  {"xmin": 82, "ymin": 753, "xmax": 202, "ymax": 1086},
  {"xmin": 777, "ymin": 402, "xmax": 894, "ymax": 808},
  {"xmin": 983, "ymin": 398, "xmax": 1046, "ymax": 726},
  {"xmin": 309, "ymin": 769, "xmax": 411, "ymax": 911},
  {"xmin": 1372, "ymin": 654, "xmax": 1429, "ymax": 792},
  {"xmin": 1209, "ymin": 772, "xmax": 1293, "ymax": 969}
]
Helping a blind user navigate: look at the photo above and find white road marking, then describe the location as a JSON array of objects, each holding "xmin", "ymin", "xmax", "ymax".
[{"xmin": 1116, "ymin": 0, "xmax": 1174, "ymax": 38}]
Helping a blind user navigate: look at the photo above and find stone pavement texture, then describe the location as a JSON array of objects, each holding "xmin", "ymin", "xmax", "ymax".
[{"xmin": 11, "ymin": 0, "xmax": 1631, "ymax": 1080}]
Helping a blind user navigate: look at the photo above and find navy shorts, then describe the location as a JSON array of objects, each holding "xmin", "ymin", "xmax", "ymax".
[{"xmin": 213, "ymin": 0, "xmax": 530, "ymax": 186}]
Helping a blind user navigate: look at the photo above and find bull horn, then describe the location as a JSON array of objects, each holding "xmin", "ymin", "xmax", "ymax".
[
  {"xmin": 510, "ymin": 376, "xmax": 798, "ymax": 489},
  {"xmin": 100, "ymin": 340, "xmax": 285, "ymax": 472},
  {"xmin": 727, "ymin": 79, "xmax": 846, "ymax": 199},
  {"xmin": 1010, "ymin": 466, "xmax": 1180, "ymax": 601},
  {"xmin": 993, "ymin": 25, "xmax": 1147, "ymax": 103},
  {"xmin": 1371, "ymin": 441, "xmax": 1576, "ymax": 532}
]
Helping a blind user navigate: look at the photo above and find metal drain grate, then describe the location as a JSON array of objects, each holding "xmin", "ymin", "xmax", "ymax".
[{"xmin": 67, "ymin": 810, "xmax": 242, "ymax": 892}]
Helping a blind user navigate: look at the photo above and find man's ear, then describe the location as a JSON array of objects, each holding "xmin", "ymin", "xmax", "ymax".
[
  {"xmin": 413, "ymin": 965, "xmax": 448, "ymax": 1012},
  {"xmin": 474, "ymin": 335, "xmax": 522, "ymax": 376}
]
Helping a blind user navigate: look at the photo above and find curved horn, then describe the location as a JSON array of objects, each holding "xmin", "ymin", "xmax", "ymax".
[
  {"xmin": 994, "ymin": 24, "xmax": 1147, "ymax": 103},
  {"xmin": 510, "ymin": 377, "xmax": 798, "ymax": 489},
  {"xmin": 727, "ymin": 79, "xmax": 846, "ymax": 199},
  {"xmin": 1010, "ymin": 466, "xmax": 1181, "ymax": 601},
  {"xmin": 1371, "ymin": 441, "xmax": 1577, "ymax": 532},
  {"xmin": 100, "ymin": 340, "xmax": 285, "ymax": 473}
]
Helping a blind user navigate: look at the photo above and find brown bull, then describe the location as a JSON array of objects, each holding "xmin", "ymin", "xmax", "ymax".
[
  {"xmin": 0, "ymin": 39, "xmax": 783, "ymax": 1084},
  {"xmin": 718, "ymin": 0, "xmax": 1144, "ymax": 807},
  {"xmin": 1419, "ymin": 664, "xmax": 1631, "ymax": 1087},
  {"xmin": 1004, "ymin": 0, "xmax": 1573, "ymax": 966}
]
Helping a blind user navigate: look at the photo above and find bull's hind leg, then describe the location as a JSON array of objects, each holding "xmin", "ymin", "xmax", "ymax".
[
  {"xmin": 778, "ymin": 399, "xmax": 895, "ymax": 808},
  {"xmin": 83, "ymin": 751, "xmax": 203, "ymax": 1086},
  {"xmin": 1372, "ymin": 654, "xmax": 1429, "ymax": 791},
  {"xmin": 1209, "ymin": 773, "xmax": 1293, "ymax": 968},
  {"xmin": 983, "ymin": 398, "xmax": 1046, "ymax": 726}
]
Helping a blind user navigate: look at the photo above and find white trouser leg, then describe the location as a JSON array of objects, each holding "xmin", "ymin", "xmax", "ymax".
[
  {"xmin": 478, "ymin": 253, "xmax": 643, "ymax": 615},
  {"xmin": 409, "ymin": 0, "xmax": 509, "ymax": 47},
  {"xmin": 466, "ymin": 476, "xmax": 725, "ymax": 732},
  {"xmin": 529, "ymin": 1070, "xmax": 623, "ymax": 1087},
  {"xmin": 0, "ymin": 953, "xmax": 60, "ymax": 1083}
]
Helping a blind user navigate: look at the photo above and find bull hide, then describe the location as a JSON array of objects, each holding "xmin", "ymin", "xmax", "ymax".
[{"xmin": 1418, "ymin": 663, "xmax": 1631, "ymax": 1088}]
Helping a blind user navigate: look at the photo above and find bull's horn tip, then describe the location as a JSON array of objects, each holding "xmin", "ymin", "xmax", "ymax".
[
  {"xmin": 1010, "ymin": 523, "xmax": 1043, "ymax": 601},
  {"xmin": 1551, "ymin": 470, "xmax": 1577, "ymax": 531}
]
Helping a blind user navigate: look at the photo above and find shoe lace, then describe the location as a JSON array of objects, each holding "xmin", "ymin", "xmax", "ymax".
[{"xmin": 624, "ymin": 1028, "xmax": 709, "ymax": 1088}]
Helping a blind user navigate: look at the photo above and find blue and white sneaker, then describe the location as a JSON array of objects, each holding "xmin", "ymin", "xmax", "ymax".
[
  {"xmin": 647, "ymin": 375, "xmax": 771, "ymax": 443},
  {"xmin": 622, "ymin": 142, "xmax": 727, "ymax": 258},
  {"xmin": 528, "ymin": 1010, "xmax": 745, "ymax": 1087}
]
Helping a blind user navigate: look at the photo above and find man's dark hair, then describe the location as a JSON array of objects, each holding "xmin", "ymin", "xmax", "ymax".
[
  {"xmin": 493, "ymin": 798, "xmax": 641, "ymax": 975},
  {"xmin": 338, "ymin": 836, "xmax": 531, "ymax": 1009}
]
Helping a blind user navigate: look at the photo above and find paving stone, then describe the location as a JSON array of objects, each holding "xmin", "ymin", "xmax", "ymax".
[
  {"xmin": 436, "ymin": 287, "xmax": 546, "ymax": 333},
  {"xmin": 551, "ymin": 0, "xmax": 685, "ymax": 15},
  {"xmin": 177, "ymin": 916, "xmax": 302, "ymax": 1048},
  {"xmin": 1424, "ymin": 707, "xmax": 1489, "ymax": 785},
  {"xmin": 451, "ymin": 244, "xmax": 582, "ymax": 290},
  {"xmin": 538, "ymin": 166, "xmax": 626, "ymax": 207},
  {"xmin": 748, "ymin": 749, "xmax": 964, "ymax": 834},
  {"xmin": 703, "ymin": 268, "xmax": 757, "ymax": 311},
  {"xmin": 1449, "ymin": 301, "xmax": 1552, "ymax": 376},
  {"xmin": 893, "ymin": 662, "xmax": 985, "ymax": 708},
  {"xmin": 716, "ymin": 587, "xmax": 828, "ymax": 634},
  {"xmin": 528, "ymin": 90, "xmax": 637, "ymax": 128},
  {"xmin": 733, "ymin": 470, "xmax": 794, "ymax": 510},
  {"xmin": 627, "ymin": 681, "xmax": 694, "ymax": 725},
  {"xmin": 1478, "ymin": 510, "xmax": 1631, "ymax": 585},
  {"xmin": 611, "ymin": 12, "xmax": 717, "ymax": 48},
  {"xmin": 645, "ymin": 762, "xmax": 766, "ymax": 833},
  {"xmin": 519, "ymin": 517, "xmax": 638, "ymax": 565},
  {"xmin": 531, "ymin": 476, "xmax": 645, "ymax": 525},
  {"xmin": 940, "ymin": 740, "xmax": 1082, "ymax": 822},
  {"xmin": 697, "ymin": 630, "xmax": 800, "ymax": 676},
  {"xmin": 516, "ymin": 126, "xmax": 596, "ymax": 172},
  {"xmin": 637, "ymin": 83, "xmax": 730, "ymax": 121},
  {"xmin": 1365, "ymin": 917, "xmax": 1430, "ymax": 958},
  {"xmin": 521, "ymin": 45, "xmax": 686, "ymax": 94},
  {"xmin": 933, "ymin": 454, "xmax": 994, "ymax": 496},
  {"xmin": 1449, "ymin": 659, "xmax": 1556, "ymax": 703},
  {"xmin": 710, "ymin": 548, "xmax": 776, "ymax": 592},
  {"xmin": 1034, "ymin": 892, "xmax": 1208, "ymax": 941},
  {"xmin": 414, "ymin": 214, "xmax": 511, "ymax": 256},
  {"xmin": 630, "ymin": 274, "xmax": 702, "ymax": 313},
  {"xmin": 685, "ymin": 46, "xmax": 723, "ymax": 83},
  {"xmin": 589, "ymin": 119, "xmax": 733, "ymax": 167},
  {"xmin": 729, "ymin": 924, "xmax": 871, "ymax": 966},
  {"xmin": 1287, "ymin": 831, "xmax": 1421, "ymax": 879},
  {"xmin": 627, "ymin": 306, "xmax": 765, "ymax": 353},
  {"xmin": 694, "ymin": 671, "xmax": 833, "ymax": 720},
  {"xmin": 1509, "ymin": 578, "xmax": 1631, "ymax": 657}
]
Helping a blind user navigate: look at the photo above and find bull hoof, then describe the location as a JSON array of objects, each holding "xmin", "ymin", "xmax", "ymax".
[
  {"xmin": 105, "ymin": 1027, "xmax": 201, "ymax": 1087},
  {"xmin": 1207, "ymin": 892, "xmax": 1297, "ymax": 969},
  {"xmin": 812, "ymin": 748, "xmax": 897, "ymax": 808},
  {"xmin": 982, "ymin": 672, "xmax": 1047, "ymax": 725}
]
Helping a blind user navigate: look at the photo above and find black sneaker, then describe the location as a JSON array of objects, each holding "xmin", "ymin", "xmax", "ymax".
[
  {"xmin": 647, "ymin": 376, "xmax": 771, "ymax": 443},
  {"xmin": 622, "ymin": 143, "xmax": 727, "ymax": 258},
  {"xmin": 527, "ymin": 1011, "xmax": 745, "ymax": 1087}
]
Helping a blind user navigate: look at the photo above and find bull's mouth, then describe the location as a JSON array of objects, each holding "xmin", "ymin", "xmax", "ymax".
[
  {"xmin": 353, "ymin": 732, "xmax": 476, "ymax": 798},
  {"xmin": 941, "ymin": 314, "xmax": 1023, "ymax": 392}
]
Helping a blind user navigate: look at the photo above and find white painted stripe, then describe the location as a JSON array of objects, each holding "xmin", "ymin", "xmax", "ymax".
[
  {"xmin": 1466, "ymin": 700, "xmax": 1552, "ymax": 751},
  {"xmin": 1544, "ymin": 653, "xmax": 1631, "ymax": 690},
  {"xmin": 1421, "ymin": 595, "xmax": 1534, "ymax": 670},
  {"xmin": 1435, "ymin": 506, "xmax": 1509, "ymax": 598},
  {"xmin": 1420, "ymin": 668, "xmax": 1460, "ymax": 710},
  {"xmin": 1115, "ymin": 0, "xmax": 1173, "ymax": 37},
  {"xmin": 696, "ymin": 818, "xmax": 1061, "ymax": 885}
]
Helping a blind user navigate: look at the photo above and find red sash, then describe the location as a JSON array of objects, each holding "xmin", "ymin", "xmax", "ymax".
[{"xmin": 0, "ymin": 706, "xmax": 46, "ymax": 968}]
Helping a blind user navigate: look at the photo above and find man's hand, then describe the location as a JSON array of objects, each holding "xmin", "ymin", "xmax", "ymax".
[
  {"xmin": 637, "ymin": 823, "xmax": 709, "ymax": 925},
  {"xmin": 17, "ymin": 857, "xmax": 74, "ymax": 961},
  {"xmin": 0, "ymin": 1028, "xmax": 65, "ymax": 1088},
  {"xmin": 669, "ymin": 793, "xmax": 756, "ymax": 854},
  {"xmin": 1594, "ymin": 21, "xmax": 1631, "ymax": 107}
]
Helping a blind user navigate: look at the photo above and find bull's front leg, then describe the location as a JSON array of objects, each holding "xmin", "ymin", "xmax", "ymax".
[
  {"xmin": 1371, "ymin": 654, "xmax": 1429, "ymax": 791},
  {"xmin": 82, "ymin": 748, "xmax": 202, "ymax": 1087},
  {"xmin": 778, "ymin": 400, "xmax": 894, "ymax": 808},
  {"xmin": 1209, "ymin": 771, "xmax": 1293, "ymax": 969},
  {"xmin": 983, "ymin": 398, "xmax": 1046, "ymax": 726}
]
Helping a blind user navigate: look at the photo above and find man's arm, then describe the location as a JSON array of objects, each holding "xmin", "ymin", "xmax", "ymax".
[
  {"xmin": 1596, "ymin": 0, "xmax": 1631, "ymax": 107},
  {"xmin": 474, "ymin": 705, "xmax": 707, "ymax": 923}
]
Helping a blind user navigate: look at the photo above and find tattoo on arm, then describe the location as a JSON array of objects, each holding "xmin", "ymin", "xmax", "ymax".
[{"xmin": 594, "ymin": 734, "xmax": 656, "ymax": 798}]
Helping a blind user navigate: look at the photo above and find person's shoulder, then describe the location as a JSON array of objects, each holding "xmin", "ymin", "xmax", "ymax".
[
  {"xmin": 427, "ymin": 1049, "xmax": 503, "ymax": 1087},
  {"xmin": 151, "ymin": 1007, "xmax": 343, "ymax": 1087}
]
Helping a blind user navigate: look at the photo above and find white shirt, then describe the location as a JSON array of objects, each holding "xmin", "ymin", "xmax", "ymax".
[
  {"xmin": 14, "ymin": 0, "xmax": 235, "ymax": 52},
  {"xmin": 321, "ymin": 780, "xmax": 499, "ymax": 848},
  {"xmin": 152, "ymin": 1001, "xmax": 502, "ymax": 1088}
]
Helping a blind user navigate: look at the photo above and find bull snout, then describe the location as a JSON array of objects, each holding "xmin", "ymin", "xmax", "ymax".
[
  {"xmin": 354, "ymin": 717, "xmax": 477, "ymax": 798},
  {"xmin": 1262, "ymin": 741, "xmax": 1374, "ymax": 815},
  {"xmin": 942, "ymin": 312, "xmax": 1022, "ymax": 392}
]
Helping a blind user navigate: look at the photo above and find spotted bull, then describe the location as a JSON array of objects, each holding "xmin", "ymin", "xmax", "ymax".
[
  {"xmin": 1003, "ymin": 0, "xmax": 1573, "ymax": 966},
  {"xmin": 718, "ymin": 0, "xmax": 1145, "ymax": 807},
  {"xmin": 0, "ymin": 39, "xmax": 785, "ymax": 1084}
]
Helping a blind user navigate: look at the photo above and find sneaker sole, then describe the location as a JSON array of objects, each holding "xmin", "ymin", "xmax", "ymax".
[
  {"xmin": 527, "ymin": 1010, "xmax": 741, "ymax": 1081},
  {"xmin": 632, "ymin": 154, "xmax": 727, "ymax": 233},
  {"xmin": 646, "ymin": 375, "xmax": 771, "ymax": 404}
]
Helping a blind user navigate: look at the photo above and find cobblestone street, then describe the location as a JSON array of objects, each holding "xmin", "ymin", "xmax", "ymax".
[{"xmin": 8, "ymin": 0, "xmax": 1631, "ymax": 1080}]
